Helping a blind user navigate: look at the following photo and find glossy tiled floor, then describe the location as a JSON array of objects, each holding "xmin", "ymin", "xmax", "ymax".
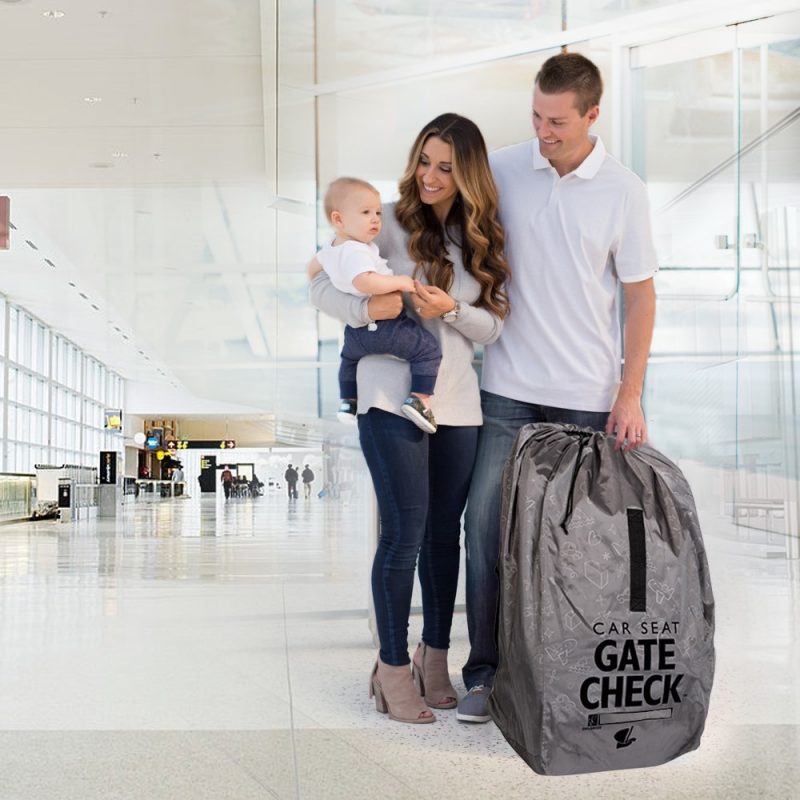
[{"xmin": 0, "ymin": 487, "xmax": 798, "ymax": 799}]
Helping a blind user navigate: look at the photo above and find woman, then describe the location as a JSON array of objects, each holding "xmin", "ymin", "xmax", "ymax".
[{"xmin": 310, "ymin": 113, "xmax": 510, "ymax": 724}]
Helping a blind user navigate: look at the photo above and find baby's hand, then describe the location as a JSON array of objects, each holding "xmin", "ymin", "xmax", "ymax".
[{"xmin": 396, "ymin": 275, "xmax": 416, "ymax": 292}]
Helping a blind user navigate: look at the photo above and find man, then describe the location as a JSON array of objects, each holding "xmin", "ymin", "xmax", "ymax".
[
  {"xmin": 284, "ymin": 464, "xmax": 299, "ymax": 500},
  {"xmin": 171, "ymin": 464, "xmax": 184, "ymax": 496},
  {"xmin": 220, "ymin": 466, "xmax": 234, "ymax": 500},
  {"xmin": 457, "ymin": 52, "xmax": 658, "ymax": 724},
  {"xmin": 302, "ymin": 464, "xmax": 315, "ymax": 499}
]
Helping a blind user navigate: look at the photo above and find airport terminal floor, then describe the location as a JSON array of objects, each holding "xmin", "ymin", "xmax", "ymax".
[{"xmin": 0, "ymin": 491, "xmax": 797, "ymax": 800}]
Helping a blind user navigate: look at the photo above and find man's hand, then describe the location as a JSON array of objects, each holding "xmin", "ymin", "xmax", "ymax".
[
  {"xmin": 367, "ymin": 291, "xmax": 403, "ymax": 321},
  {"xmin": 606, "ymin": 390, "xmax": 647, "ymax": 452}
]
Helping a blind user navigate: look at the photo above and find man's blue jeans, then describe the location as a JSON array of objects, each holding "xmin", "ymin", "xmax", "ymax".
[{"xmin": 462, "ymin": 390, "xmax": 610, "ymax": 690}]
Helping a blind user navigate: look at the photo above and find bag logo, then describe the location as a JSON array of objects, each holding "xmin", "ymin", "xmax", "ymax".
[{"xmin": 614, "ymin": 726, "xmax": 637, "ymax": 748}]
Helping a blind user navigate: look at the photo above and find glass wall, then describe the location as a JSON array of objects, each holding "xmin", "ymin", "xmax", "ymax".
[
  {"xmin": 632, "ymin": 11, "xmax": 800, "ymax": 542},
  {"xmin": 296, "ymin": 3, "xmax": 800, "ymax": 542},
  {"xmin": 1, "ymin": 298, "xmax": 123, "ymax": 473}
]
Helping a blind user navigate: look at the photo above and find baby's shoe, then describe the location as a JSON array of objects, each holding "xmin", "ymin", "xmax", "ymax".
[
  {"xmin": 401, "ymin": 396, "xmax": 437, "ymax": 434},
  {"xmin": 337, "ymin": 399, "xmax": 358, "ymax": 425}
]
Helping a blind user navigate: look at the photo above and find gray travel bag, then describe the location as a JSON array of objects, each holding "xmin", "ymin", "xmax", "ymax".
[{"xmin": 488, "ymin": 423, "xmax": 715, "ymax": 775}]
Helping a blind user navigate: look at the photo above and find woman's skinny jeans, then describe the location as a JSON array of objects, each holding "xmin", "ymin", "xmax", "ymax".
[{"xmin": 358, "ymin": 408, "xmax": 478, "ymax": 666}]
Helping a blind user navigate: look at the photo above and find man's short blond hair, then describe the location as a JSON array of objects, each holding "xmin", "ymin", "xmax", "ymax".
[{"xmin": 323, "ymin": 177, "xmax": 380, "ymax": 222}]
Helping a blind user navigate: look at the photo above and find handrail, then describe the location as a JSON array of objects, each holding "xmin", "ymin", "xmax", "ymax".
[{"xmin": 659, "ymin": 104, "xmax": 800, "ymax": 213}]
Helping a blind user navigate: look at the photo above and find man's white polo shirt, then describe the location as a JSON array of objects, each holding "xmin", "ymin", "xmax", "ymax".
[{"xmin": 483, "ymin": 135, "xmax": 658, "ymax": 412}]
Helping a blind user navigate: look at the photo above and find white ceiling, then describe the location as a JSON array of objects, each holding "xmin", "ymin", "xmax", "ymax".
[{"xmin": 0, "ymin": 0, "xmax": 289, "ymax": 412}]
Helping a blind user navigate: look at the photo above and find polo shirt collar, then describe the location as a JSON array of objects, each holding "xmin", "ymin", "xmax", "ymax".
[
  {"xmin": 532, "ymin": 134, "xmax": 606, "ymax": 179},
  {"xmin": 574, "ymin": 135, "xmax": 605, "ymax": 179}
]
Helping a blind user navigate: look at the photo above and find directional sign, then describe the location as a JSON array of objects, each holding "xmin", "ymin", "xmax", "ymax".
[{"xmin": 166, "ymin": 439, "xmax": 236, "ymax": 451}]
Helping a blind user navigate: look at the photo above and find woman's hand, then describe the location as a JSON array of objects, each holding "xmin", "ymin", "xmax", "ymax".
[
  {"xmin": 412, "ymin": 280, "xmax": 457, "ymax": 320},
  {"xmin": 367, "ymin": 291, "xmax": 403, "ymax": 320}
]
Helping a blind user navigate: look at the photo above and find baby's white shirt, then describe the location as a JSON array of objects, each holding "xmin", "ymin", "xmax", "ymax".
[{"xmin": 316, "ymin": 239, "xmax": 392, "ymax": 297}]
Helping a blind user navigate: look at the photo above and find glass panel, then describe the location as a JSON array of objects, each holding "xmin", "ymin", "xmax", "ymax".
[
  {"xmin": 567, "ymin": 0, "xmax": 685, "ymax": 28},
  {"xmin": 632, "ymin": 49, "xmax": 738, "ymax": 300},
  {"xmin": 20, "ymin": 313, "xmax": 32, "ymax": 366},
  {"xmin": 16, "ymin": 406, "xmax": 28, "ymax": 441},
  {"xmin": 294, "ymin": 1, "xmax": 564, "ymax": 84},
  {"xmin": 635, "ymin": 11, "xmax": 800, "ymax": 546},
  {"xmin": 8, "ymin": 306, "xmax": 18, "ymax": 363},
  {"xmin": 20, "ymin": 371, "xmax": 31, "ymax": 406},
  {"xmin": 34, "ymin": 377, "xmax": 46, "ymax": 410},
  {"xmin": 732, "ymin": 18, "xmax": 800, "ymax": 539},
  {"xmin": 7, "ymin": 367, "xmax": 17, "ymax": 403},
  {"xmin": 633, "ymin": 41, "xmax": 739, "ymax": 518},
  {"xmin": 36, "ymin": 323, "xmax": 48, "ymax": 374}
]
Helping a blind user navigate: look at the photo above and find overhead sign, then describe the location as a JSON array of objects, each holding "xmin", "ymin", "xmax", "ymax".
[
  {"xmin": 0, "ymin": 196, "xmax": 9, "ymax": 251},
  {"xmin": 145, "ymin": 435, "xmax": 161, "ymax": 449},
  {"xmin": 166, "ymin": 439, "xmax": 236, "ymax": 451},
  {"xmin": 104, "ymin": 409, "xmax": 122, "ymax": 430}
]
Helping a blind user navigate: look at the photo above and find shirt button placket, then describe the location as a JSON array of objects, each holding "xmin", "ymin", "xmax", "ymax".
[{"xmin": 548, "ymin": 175, "xmax": 561, "ymax": 207}]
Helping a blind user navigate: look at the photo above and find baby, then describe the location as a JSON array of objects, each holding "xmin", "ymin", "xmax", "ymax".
[{"xmin": 316, "ymin": 177, "xmax": 441, "ymax": 433}]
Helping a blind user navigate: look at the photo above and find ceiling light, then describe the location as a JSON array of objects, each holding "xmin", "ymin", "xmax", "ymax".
[
  {"xmin": 89, "ymin": 162, "xmax": 114, "ymax": 169},
  {"xmin": 84, "ymin": 96, "xmax": 102, "ymax": 104},
  {"xmin": 43, "ymin": 10, "xmax": 65, "ymax": 18},
  {"xmin": 112, "ymin": 152, "xmax": 128, "ymax": 158}
]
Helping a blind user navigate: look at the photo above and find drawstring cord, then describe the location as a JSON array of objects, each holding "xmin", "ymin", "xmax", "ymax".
[{"xmin": 560, "ymin": 431, "xmax": 593, "ymax": 534}]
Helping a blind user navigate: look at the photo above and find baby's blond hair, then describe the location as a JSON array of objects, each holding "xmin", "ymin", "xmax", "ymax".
[{"xmin": 323, "ymin": 177, "xmax": 380, "ymax": 222}]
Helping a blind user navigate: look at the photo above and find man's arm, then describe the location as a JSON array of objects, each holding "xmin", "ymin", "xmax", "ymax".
[{"xmin": 606, "ymin": 278, "xmax": 656, "ymax": 451}]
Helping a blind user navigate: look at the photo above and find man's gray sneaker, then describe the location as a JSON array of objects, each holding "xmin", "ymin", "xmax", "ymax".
[{"xmin": 456, "ymin": 685, "xmax": 491, "ymax": 723}]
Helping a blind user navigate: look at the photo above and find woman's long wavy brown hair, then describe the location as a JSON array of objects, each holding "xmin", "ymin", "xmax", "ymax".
[{"xmin": 395, "ymin": 113, "xmax": 510, "ymax": 318}]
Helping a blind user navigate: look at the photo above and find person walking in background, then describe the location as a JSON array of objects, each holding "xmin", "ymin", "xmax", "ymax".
[
  {"xmin": 220, "ymin": 466, "xmax": 234, "ymax": 500},
  {"xmin": 284, "ymin": 464, "xmax": 299, "ymax": 499},
  {"xmin": 302, "ymin": 465, "xmax": 315, "ymax": 499},
  {"xmin": 171, "ymin": 464, "xmax": 184, "ymax": 497},
  {"xmin": 459, "ymin": 52, "xmax": 658, "ymax": 724},
  {"xmin": 310, "ymin": 113, "xmax": 509, "ymax": 725}
]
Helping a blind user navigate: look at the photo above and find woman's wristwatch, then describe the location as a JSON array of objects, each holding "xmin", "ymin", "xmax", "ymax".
[{"xmin": 440, "ymin": 301, "xmax": 461, "ymax": 323}]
